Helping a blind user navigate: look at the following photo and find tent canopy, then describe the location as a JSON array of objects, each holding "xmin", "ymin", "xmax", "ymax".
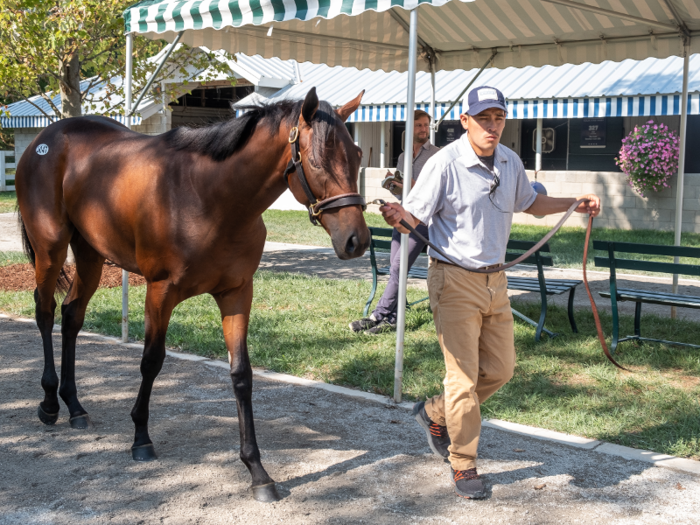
[{"xmin": 124, "ymin": 0, "xmax": 699, "ymax": 72}]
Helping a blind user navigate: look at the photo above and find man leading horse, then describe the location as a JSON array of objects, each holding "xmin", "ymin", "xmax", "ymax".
[{"xmin": 380, "ymin": 86, "xmax": 601, "ymax": 500}]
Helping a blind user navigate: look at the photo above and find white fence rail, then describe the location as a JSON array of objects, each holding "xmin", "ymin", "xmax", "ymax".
[{"xmin": 1, "ymin": 151, "xmax": 15, "ymax": 191}]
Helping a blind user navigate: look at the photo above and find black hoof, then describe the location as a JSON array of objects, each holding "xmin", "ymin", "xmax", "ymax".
[
  {"xmin": 37, "ymin": 405, "xmax": 59, "ymax": 425},
  {"xmin": 251, "ymin": 482, "xmax": 281, "ymax": 503},
  {"xmin": 69, "ymin": 414, "xmax": 93, "ymax": 430},
  {"xmin": 132, "ymin": 443, "xmax": 158, "ymax": 461}
]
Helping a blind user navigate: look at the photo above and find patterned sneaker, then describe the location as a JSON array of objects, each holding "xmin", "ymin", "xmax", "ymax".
[
  {"xmin": 451, "ymin": 467, "xmax": 486, "ymax": 499},
  {"xmin": 349, "ymin": 315, "xmax": 378, "ymax": 333},
  {"xmin": 412, "ymin": 401, "xmax": 450, "ymax": 458},
  {"xmin": 365, "ymin": 318, "xmax": 397, "ymax": 334}
]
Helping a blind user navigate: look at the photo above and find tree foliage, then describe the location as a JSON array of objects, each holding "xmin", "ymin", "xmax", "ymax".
[{"xmin": 0, "ymin": 0, "xmax": 233, "ymax": 123}]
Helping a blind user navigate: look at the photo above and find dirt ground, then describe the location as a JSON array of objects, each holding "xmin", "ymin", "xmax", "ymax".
[
  {"xmin": 1, "ymin": 316, "xmax": 699, "ymax": 524},
  {"xmin": 0, "ymin": 262, "xmax": 146, "ymax": 292}
]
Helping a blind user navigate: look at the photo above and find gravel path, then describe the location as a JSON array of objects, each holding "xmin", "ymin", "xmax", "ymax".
[{"xmin": 1, "ymin": 316, "xmax": 699, "ymax": 524}]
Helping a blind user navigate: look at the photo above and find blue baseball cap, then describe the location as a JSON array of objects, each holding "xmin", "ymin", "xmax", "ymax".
[{"xmin": 463, "ymin": 86, "xmax": 507, "ymax": 116}]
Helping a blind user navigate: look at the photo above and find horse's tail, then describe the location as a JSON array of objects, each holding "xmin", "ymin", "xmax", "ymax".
[{"xmin": 17, "ymin": 206, "xmax": 71, "ymax": 295}]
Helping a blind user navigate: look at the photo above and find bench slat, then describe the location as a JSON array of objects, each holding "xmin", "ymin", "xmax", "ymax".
[
  {"xmin": 369, "ymin": 227, "xmax": 394, "ymax": 238},
  {"xmin": 593, "ymin": 240, "xmax": 700, "ymax": 259},
  {"xmin": 507, "ymin": 240, "xmax": 551, "ymax": 253},
  {"xmin": 594, "ymin": 256, "xmax": 700, "ymax": 276},
  {"xmin": 505, "ymin": 253, "xmax": 553, "ymax": 266},
  {"xmin": 372, "ymin": 239, "xmax": 392, "ymax": 251},
  {"xmin": 615, "ymin": 288, "xmax": 700, "ymax": 302},
  {"xmin": 600, "ymin": 290, "xmax": 700, "ymax": 309}
]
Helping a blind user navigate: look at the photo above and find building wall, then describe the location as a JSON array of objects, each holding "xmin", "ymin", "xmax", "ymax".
[
  {"xmin": 361, "ymin": 167, "xmax": 700, "ymax": 232},
  {"xmin": 518, "ymin": 170, "xmax": 700, "ymax": 232},
  {"xmin": 132, "ymin": 111, "xmax": 172, "ymax": 136},
  {"xmin": 14, "ymin": 128, "xmax": 43, "ymax": 163}
]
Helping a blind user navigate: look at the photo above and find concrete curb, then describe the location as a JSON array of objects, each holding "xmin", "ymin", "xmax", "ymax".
[{"xmin": 1, "ymin": 311, "xmax": 699, "ymax": 477}]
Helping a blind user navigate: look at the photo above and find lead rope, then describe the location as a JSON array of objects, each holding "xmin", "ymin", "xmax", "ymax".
[
  {"xmin": 373, "ymin": 198, "xmax": 629, "ymax": 370},
  {"xmin": 582, "ymin": 214, "xmax": 630, "ymax": 371}
]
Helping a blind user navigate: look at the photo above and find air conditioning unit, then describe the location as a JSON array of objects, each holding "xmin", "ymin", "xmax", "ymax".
[{"xmin": 532, "ymin": 128, "xmax": 556, "ymax": 153}]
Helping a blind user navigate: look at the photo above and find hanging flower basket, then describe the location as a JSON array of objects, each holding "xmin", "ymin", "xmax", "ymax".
[{"xmin": 615, "ymin": 120, "xmax": 680, "ymax": 198}]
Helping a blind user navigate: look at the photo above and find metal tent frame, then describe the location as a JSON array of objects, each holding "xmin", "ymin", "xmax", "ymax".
[{"xmin": 123, "ymin": 0, "xmax": 694, "ymax": 402}]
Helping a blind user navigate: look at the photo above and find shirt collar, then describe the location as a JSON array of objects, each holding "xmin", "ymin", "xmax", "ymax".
[{"xmin": 460, "ymin": 132, "xmax": 507, "ymax": 169}]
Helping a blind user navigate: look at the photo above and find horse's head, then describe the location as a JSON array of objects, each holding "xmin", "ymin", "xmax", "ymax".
[{"xmin": 287, "ymin": 88, "xmax": 370, "ymax": 260}]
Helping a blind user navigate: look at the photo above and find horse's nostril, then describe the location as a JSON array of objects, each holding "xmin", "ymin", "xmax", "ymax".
[{"xmin": 345, "ymin": 234, "xmax": 359, "ymax": 255}]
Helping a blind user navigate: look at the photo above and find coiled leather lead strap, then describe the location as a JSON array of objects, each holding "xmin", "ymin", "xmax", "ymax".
[{"xmin": 582, "ymin": 214, "xmax": 629, "ymax": 371}]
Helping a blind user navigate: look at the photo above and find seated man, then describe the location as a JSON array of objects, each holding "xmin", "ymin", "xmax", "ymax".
[{"xmin": 349, "ymin": 110, "xmax": 440, "ymax": 334}]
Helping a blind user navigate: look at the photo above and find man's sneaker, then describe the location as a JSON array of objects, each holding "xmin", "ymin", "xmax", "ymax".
[
  {"xmin": 349, "ymin": 315, "xmax": 378, "ymax": 332},
  {"xmin": 412, "ymin": 401, "xmax": 450, "ymax": 458},
  {"xmin": 365, "ymin": 318, "xmax": 397, "ymax": 334},
  {"xmin": 451, "ymin": 467, "xmax": 486, "ymax": 499}
]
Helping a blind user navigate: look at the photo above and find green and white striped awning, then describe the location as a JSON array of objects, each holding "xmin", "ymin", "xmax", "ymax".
[{"xmin": 124, "ymin": 0, "xmax": 700, "ymax": 72}]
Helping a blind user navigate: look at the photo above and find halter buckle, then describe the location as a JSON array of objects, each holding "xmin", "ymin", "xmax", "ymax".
[
  {"xmin": 309, "ymin": 203, "xmax": 323, "ymax": 218},
  {"xmin": 288, "ymin": 127, "xmax": 299, "ymax": 143}
]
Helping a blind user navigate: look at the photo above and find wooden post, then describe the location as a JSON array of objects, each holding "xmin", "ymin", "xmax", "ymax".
[{"xmin": 0, "ymin": 152, "xmax": 6, "ymax": 192}]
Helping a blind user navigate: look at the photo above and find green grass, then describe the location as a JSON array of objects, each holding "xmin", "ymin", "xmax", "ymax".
[
  {"xmin": 264, "ymin": 209, "xmax": 700, "ymax": 277},
  {"xmin": 0, "ymin": 191, "xmax": 16, "ymax": 214},
  {"xmin": 0, "ymin": 251, "xmax": 27, "ymax": 267},
  {"xmin": 1, "ymin": 270, "xmax": 698, "ymax": 460},
  {"xmin": 263, "ymin": 209, "xmax": 389, "ymax": 246}
]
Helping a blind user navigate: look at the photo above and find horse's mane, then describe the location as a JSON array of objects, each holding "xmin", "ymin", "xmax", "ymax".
[{"xmin": 164, "ymin": 99, "xmax": 341, "ymax": 165}]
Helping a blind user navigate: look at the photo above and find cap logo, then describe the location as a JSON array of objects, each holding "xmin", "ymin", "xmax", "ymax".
[{"xmin": 477, "ymin": 88, "xmax": 498, "ymax": 101}]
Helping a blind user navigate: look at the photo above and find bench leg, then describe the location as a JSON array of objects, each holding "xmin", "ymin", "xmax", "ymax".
[
  {"xmin": 567, "ymin": 288, "xmax": 578, "ymax": 334},
  {"xmin": 634, "ymin": 302, "xmax": 643, "ymax": 339},
  {"xmin": 535, "ymin": 299, "xmax": 547, "ymax": 343},
  {"xmin": 512, "ymin": 308, "xmax": 556, "ymax": 340},
  {"xmin": 363, "ymin": 272, "xmax": 378, "ymax": 317},
  {"xmin": 610, "ymin": 294, "xmax": 620, "ymax": 357}
]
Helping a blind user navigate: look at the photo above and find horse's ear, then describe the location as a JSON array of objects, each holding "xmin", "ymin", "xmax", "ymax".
[
  {"xmin": 335, "ymin": 90, "xmax": 365, "ymax": 122},
  {"xmin": 301, "ymin": 87, "xmax": 319, "ymax": 124}
]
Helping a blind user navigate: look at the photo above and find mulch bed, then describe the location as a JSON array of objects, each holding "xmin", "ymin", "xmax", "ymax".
[{"xmin": 0, "ymin": 263, "xmax": 147, "ymax": 292}]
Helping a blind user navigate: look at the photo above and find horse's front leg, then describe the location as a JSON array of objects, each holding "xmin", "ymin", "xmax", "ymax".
[
  {"xmin": 130, "ymin": 281, "xmax": 178, "ymax": 461},
  {"xmin": 214, "ymin": 282, "xmax": 280, "ymax": 502}
]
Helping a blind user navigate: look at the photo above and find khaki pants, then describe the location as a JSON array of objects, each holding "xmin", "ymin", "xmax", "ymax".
[{"xmin": 424, "ymin": 259, "xmax": 515, "ymax": 471}]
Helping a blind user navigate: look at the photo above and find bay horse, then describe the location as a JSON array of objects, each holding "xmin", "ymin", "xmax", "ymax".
[{"xmin": 15, "ymin": 88, "xmax": 369, "ymax": 502}]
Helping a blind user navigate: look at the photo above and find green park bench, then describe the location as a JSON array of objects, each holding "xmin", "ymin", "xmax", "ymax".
[
  {"xmin": 364, "ymin": 227, "xmax": 582, "ymax": 341},
  {"xmin": 594, "ymin": 241, "xmax": 700, "ymax": 355}
]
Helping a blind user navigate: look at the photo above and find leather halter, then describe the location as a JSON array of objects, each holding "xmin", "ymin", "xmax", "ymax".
[{"xmin": 283, "ymin": 125, "xmax": 366, "ymax": 226}]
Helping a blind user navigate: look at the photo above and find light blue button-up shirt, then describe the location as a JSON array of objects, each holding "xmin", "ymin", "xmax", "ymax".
[{"xmin": 404, "ymin": 132, "xmax": 537, "ymax": 268}]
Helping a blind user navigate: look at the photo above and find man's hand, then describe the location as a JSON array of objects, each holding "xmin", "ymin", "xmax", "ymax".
[
  {"xmin": 379, "ymin": 202, "xmax": 419, "ymax": 233},
  {"xmin": 575, "ymin": 194, "xmax": 601, "ymax": 217}
]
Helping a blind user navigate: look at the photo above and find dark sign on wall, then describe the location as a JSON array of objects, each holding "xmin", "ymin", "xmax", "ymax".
[{"xmin": 580, "ymin": 118, "xmax": 606, "ymax": 148}]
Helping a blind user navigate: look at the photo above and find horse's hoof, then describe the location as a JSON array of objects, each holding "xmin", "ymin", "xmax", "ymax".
[
  {"xmin": 131, "ymin": 443, "xmax": 158, "ymax": 461},
  {"xmin": 69, "ymin": 414, "xmax": 93, "ymax": 430},
  {"xmin": 37, "ymin": 405, "xmax": 59, "ymax": 425},
  {"xmin": 251, "ymin": 482, "xmax": 281, "ymax": 503}
]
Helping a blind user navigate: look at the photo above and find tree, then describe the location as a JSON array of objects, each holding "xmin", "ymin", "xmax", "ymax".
[{"xmin": 0, "ymin": 0, "xmax": 232, "ymax": 123}]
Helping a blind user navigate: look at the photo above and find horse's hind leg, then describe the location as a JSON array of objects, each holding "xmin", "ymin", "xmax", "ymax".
[
  {"xmin": 30, "ymin": 228, "xmax": 72, "ymax": 425},
  {"xmin": 130, "ymin": 281, "xmax": 178, "ymax": 461},
  {"xmin": 58, "ymin": 234, "xmax": 105, "ymax": 429},
  {"xmin": 214, "ymin": 282, "xmax": 280, "ymax": 503}
]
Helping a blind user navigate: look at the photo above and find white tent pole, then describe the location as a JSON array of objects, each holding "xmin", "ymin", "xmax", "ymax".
[
  {"xmin": 535, "ymin": 117, "xmax": 543, "ymax": 177},
  {"xmin": 122, "ymin": 32, "xmax": 133, "ymax": 343},
  {"xmin": 430, "ymin": 63, "xmax": 436, "ymax": 144},
  {"xmin": 672, "ymin": 39, "xmax": 690, "ymax": 315},
  {"xmin": 380, "ymin": 122, "xmax": 386, "ymax": 168},
  {"xmin": 394, "ymin": 8, "xmax": 419, "ymax": 403},
  {"xmin": 353, "ymin": 124, "xmax": 363, "ymax": 167}
]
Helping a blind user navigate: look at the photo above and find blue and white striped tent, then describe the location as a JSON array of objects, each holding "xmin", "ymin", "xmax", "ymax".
[
  {"xmin": 240, "ymin": 53, "xmax": 700, "ymax": 123},
  {"xmin": 1, "ymin": 78, "xmax": 142, "ymax": 129}
]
